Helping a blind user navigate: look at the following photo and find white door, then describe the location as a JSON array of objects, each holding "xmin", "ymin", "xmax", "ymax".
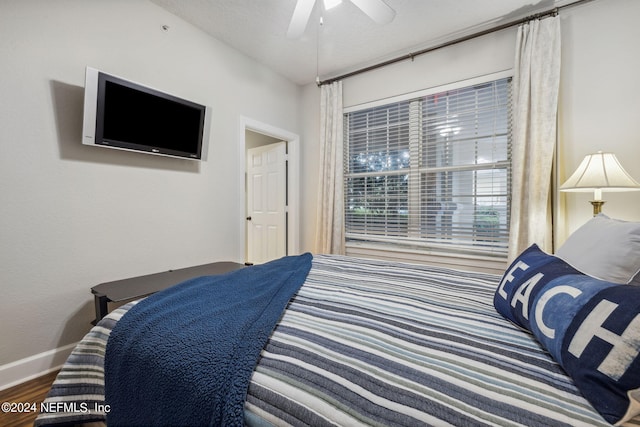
[{"xmin": 247, "ymin": 142, "xmax": 287, "ymax": 264}]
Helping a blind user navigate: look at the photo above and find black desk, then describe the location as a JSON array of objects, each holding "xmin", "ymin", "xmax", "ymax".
[{"xmin": 91, "ymin": 262, "xmax": 245, "ymax": 324}]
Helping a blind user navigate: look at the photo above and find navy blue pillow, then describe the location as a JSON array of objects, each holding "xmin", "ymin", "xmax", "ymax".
[{"xmin": 494, "ymin": 244, "xmax": 640, "ymax": 424}]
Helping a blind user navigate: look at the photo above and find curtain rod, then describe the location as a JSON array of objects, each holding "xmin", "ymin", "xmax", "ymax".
[{"xmin": 317, "ymin": 0, "xmax": 594, "ymax": 86}]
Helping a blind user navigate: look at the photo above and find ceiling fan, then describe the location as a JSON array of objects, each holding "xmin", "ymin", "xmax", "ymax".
[{"xmin": 287, "ymin": 0, "xmax": 396, "ymax": 39}]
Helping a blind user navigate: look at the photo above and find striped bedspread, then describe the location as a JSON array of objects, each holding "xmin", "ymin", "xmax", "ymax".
[{"xmin": 36, "ymin": 254, "xmax": 637, "ymax": 426}]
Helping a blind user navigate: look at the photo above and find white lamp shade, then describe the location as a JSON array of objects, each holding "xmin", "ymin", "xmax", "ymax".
[{"xmin": 560, "ymin": 151, "xmax": 640, "ymax": 193}]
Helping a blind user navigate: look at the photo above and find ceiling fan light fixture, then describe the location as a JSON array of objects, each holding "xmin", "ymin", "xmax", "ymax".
[
  {"xmin": 323, "ymin": 0, "xmax": 342, "ymax": 10},
  {"xmin": 288, "ymin": 0, "xmax": 395, "ymax": 39}
]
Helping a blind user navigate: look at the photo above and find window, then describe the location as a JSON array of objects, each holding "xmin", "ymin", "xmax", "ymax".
[{"xmin": 344, "ymin": 77, "xmax": 512, "ymax": 257}]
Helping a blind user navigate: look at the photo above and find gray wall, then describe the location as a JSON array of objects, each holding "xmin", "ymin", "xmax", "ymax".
[{"xmin": 0, "ymin": 0, "xmax": 301, "ymax": 381}]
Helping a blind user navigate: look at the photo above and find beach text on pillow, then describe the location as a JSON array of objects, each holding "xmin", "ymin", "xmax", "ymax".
[{"xmin": 494, "ymin": 244, "xmax": 640, "ymax": 424}]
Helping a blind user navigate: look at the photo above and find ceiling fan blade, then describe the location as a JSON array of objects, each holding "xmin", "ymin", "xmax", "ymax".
[
  {"xmin": 350, "ymin": 0, "xmax": 395, "ymax": 24},
  {"xmin": 287, "ymin": 0, "xmax": 316, "ymax": 39}
]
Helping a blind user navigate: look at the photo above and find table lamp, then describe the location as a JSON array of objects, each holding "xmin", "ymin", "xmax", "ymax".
[{"xmin": 560, "ymin": 151, "xmax": 640, "ymax": 215}]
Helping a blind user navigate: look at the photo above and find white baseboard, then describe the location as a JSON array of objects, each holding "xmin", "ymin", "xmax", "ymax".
[{"xmin": 0, "ymin": 343, "xmax": 77, "ymax": 391}]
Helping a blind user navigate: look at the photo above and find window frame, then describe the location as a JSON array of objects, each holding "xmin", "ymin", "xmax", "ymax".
[{"xmin": 343, "ymin": 71, "xmax": 513, "ymax": 259}]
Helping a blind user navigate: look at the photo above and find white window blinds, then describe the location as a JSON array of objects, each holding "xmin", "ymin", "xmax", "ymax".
[{"xmin": 344, "ymin": 77, "xmax": 512, "ymax": 257}]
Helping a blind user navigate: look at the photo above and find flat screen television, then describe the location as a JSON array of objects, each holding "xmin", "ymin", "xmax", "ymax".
[{"xmin": 82, "ymin": 67, "xmax": 210, "ymax": 160}]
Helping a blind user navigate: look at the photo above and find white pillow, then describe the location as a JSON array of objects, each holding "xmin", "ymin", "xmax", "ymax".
[{"xmin": 555, "ymin": 214, "xmax": 640, "ymax": 284}]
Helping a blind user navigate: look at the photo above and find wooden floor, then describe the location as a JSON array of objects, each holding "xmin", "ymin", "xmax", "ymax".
[{"xmin": 0, "ymin": 371, "xmax": 59, "ymax": 427}]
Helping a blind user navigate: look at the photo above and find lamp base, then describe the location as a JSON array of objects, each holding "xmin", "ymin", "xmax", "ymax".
[{"xmin": 589, "ymin": 200, "xmax": 605, "ymax": 216}]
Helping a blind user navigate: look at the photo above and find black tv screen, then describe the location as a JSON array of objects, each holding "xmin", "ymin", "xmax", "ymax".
[{"xmin": 82, "ymin": 67, "xmax": 209, "ymax": 160}]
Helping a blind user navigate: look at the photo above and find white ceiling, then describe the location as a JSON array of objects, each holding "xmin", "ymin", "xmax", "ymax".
[{"xmin": 150, "ymin": 0, "xmax": 568, "ymax": 85}]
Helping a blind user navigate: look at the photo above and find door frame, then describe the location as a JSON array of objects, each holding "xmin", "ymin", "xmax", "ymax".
[{"xmin": 238, "ymin": 116, "xmax": 300, "ymax": 263}]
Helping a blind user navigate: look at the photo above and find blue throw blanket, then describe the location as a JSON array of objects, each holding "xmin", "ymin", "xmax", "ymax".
[{"xmin": 104, "ymin": 253, "xmax": 312, "ymax": 426}]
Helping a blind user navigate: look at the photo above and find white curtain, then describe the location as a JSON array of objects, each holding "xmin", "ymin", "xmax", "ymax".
[
  {"xmin": 508, "ymin": 16, "xmax": 561, "ymax": 261},
  {"xmin": 315, "ymin": 81, "xmax": 345, "ymax": 254}
]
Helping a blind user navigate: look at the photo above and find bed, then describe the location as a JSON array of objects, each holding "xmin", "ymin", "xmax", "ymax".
[{"xmin": 34, "ymin": 214, "xmax": 640, "ymax": 426}]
